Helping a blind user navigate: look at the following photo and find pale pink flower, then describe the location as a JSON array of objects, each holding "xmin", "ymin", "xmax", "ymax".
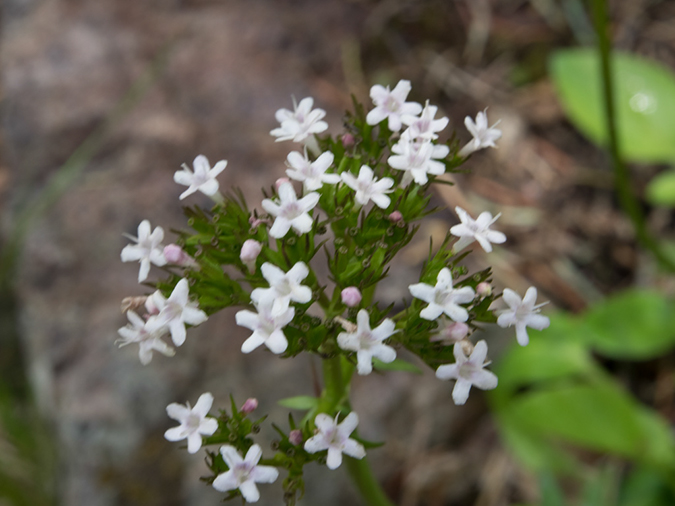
[
  {"xmin": 409, "ymin": 268, "xmax": 475, "ymax": 322},
  {"xmin": 213, "ymin": 444, "xmax": 279, "ymax": 502},
  {"xmin": 304, "ymin": 412, "xmax": 365, "ymax": 469},
  {"xmin": 261, "ymin": 182, "xmax": 319, "ymax": 238},
  {"xmin": 496, "ymin": 287, "xmax": 550, "ymax": 346},
  {"xmin": 436, "ymin": 340, "xmax": 498, "ymax": 405},
  {"xmin": 120, "ymin": 220, "xmax": 167, "ymax": 283},
  {"xmin": 164, "ymin": 392, "xmax": 218, "ymax": 453},
  {"xmin": 366, "ymin": 80, "xmax": 422, "ymax": 132}
]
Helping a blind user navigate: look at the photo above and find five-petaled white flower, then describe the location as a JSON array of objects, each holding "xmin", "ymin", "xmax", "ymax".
[
  {"xmin": 174, "ymin": 155, "xmax": 227, "ymax": 201},
  {"xmin": 261, "ymin": 182, "xmax": 319, "ymax": 238},
  {"xmin": 450, "ymin": 206, "xmax": 506, "ymax": 253},
  {"xmin": 304, "ymin": 412, "xmax": 366, "ymax": 470},
  {"xmin": 341, "ymin": 165, "xmax": 394, "ymax": 209},
  {"xmin": 458, "ymin": 109, "xmax": 502, "ymax": 157},
  {"xmin": 436, "ymin": 340, "xmax": 498, "ymax": 405},
  {"xmin": 400, "ymin": 101, "xmax": 449, "ymax": 141},
  {"xmin": 270, "ymin": 97, "xmax": 328, "ymax": 143},
  {"xmin": 120, "ymin": 220, "xmax": 167, "ymax": 283},
  {"xmin": 235, "ymin": 301, "xmax": 294, "ymax": 354},
  {"xmin": 251, "ymin": 261, "xmax": 313, "ymax": 314},
  {"xmin": 497, "ymin": 287, "xmax": 550, "ymax": 346},
  {"xmin": 337, "ymin": 310, "xmax": 397, "ymax": 375},
  {"xmin": 116, "ymin": 310, "xmax": 175, "ymax": 365},
  {"xmin": 286, "ymin": 150, "xmax": 341, "ymax": 192},
  {"xmin": 366, "ymin": 80, "xmax": 422, "ymax": 132},
  {"xmin": 213, "ymin": 444, "xmax": 279, "ymax": 503},
  {"xmin": 388, "ymin": 137, "xmax": 449, "ymax": 185},
  {"xmin": 146, "ymin": 278, "xmax": 209, "ymax": 347},
  {"xmin": 164, "ymin": 392, "xmax": 218, "ymax": 454},
  {"xmin": 409, "ymin": 268, "xmax": 475, "ymax": 322}
]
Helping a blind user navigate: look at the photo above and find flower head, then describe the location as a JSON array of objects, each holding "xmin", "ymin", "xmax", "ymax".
[
  {"xmin": 164, "ymin": 392, "xmax": 218, "ymax": 453},
  {"xmin": 388, "ymin": 137, "xmax": 449, "ymax": 185},
  {"xmin": 120, "ymin": 220, "xmax": 167, "ymax": 283},
  {"xmin": 213, "ymin": 444, "xmax": 279, "ymax": 502},
  {"xmin": 496, "ymin": 287, "xmax": 550, "ymax": 346},
  {"xmin": 436, "ymin": 340, "xmax": 498, "ymax": 405},
  {"xmin": 251, "ymin": 261, "xmax": 312, "ymax": 314},
  {"xmin": 261, "ymin": 182, "xmax": 319, "ymax": 238},
  {"xmin": 304, "ymin": 412, "xmax": 366, "ymax": 469},
  {"xmin": 366, "ymin": 80, "xmax": 422, "ymax": 132},
  {"xmin": 337, "ymin": 310, "xmax": 397, "ymax": 375},
  {"xmin": 163, "ymin": 244, "xmax": 197, "ymax": 267},
  {"xmin": 400, "ymin": 101, "xmax": 449, "ymax": 140},
  {"xmin": 286, "ymin": 150, "xmax": 340, "ymax": 192},
  {"xmin": 450, "ymin": 206, "xmax": 506, "ymax": 253},
  {"xmin": 341, "ymin": 165, "xmax": 394, "ymax": 209},
  {"xmin": 270, "ymin": 97, "xmax": 328, "ymax": 143},
  {"xmin": 116, "ymin": 310, "xmax": 175, "ymax": 365},
  {"xmin": 235, "ymin": 301, "xmax": 294, "ymax": 354},
  {"xmin": 341, "ymin": 287, "xmax": 362, "ymax": 308},
  {"xmin": 240, "ymin": 240, "xmax": 263, "ymax": 273},
  {"xmin": 458, "ymin": 109, "xmax": 502, "ymax": 157},
  {"xmin": 409, "ymin": 268, "xmax": 475, "ymax": 322},
  {"xmin": 174, "ymin": 155, "xmax": 226, "ymax": 200}
]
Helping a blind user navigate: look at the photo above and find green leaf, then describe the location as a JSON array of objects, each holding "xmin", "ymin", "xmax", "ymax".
[
  {"xmin": 278, "ymin": 396, "xmax": 318, "ymax": 410},
  {"xmin": 372, "ymin": 357, "xmax": 422, "ymax": 374},
  {"xmin": 646, "ymin": 169, "xmax": 675, "ymax": 206},
  {"xmin": 580, "ymin": 290, "xmax": 675, "ymax": 360},
  {"xmin": 550, "ymin": 49, "xmax": 675, "ymax": 163}
]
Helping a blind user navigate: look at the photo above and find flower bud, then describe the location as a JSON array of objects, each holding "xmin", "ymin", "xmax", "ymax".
[
  {"xmin": 275, "ymin": 177, "xmax": 290, "ymax": 192},
  {"xmin": 341, "ymin": 287, "xmax": 362, "ymax": 307},
  {"xmin": 289, "ymin": 429, "xmax": 303, "ymax": 446},
  {"xmin": 163, "ymin": 244, "xmax": 196, "ymax": 267},
  {"xmin": 431, "ymin": 321, "xmax": 468, "ymax": 344},
  {"xmin": 240, "ymin": 239, "xmax": 262, "ymax": 273},
  {"xmin": 341, "ymin": 133, "xmax": 355, "ymax": 147},
  {"xmin": 240, "ymin": 398, "xmax": 258, "ymax": 414},
  {"xmin": 476, "ymin": 282, "xmax": 492, "ymax": 297},
  {"xmin": 388, "ymin": 211, "xmax": 403, "ymax": 223}
]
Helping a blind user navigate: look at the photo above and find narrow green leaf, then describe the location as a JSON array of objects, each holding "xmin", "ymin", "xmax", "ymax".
[
  {"xmin": 278, "ymin": 396, "xmax": 319, "ymax": 410},
  {"xmin": 646, "ymin": 169, "xmax": 675, "ymax": 207}
]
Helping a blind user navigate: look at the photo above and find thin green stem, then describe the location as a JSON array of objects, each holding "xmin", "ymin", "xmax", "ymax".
[
  {"xmin": 590, "ymin": 0, "xmax": 675, "ymax": 272},
  {"xmin": 344, "ymin": 456, "xmax": 395, "ymax": 506}
]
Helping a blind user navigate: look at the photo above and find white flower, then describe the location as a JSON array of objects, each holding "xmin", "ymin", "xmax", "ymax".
[
  {"xmin": 261, "ymin": 182, "xmax": 319, "ymax": 238},
  {"xmin": 436, "ymin": 340, "xmax": 498, "ymax": 405},
  {"xmin": 164, "ymin": 392, "xmax": 218, "ymax": 454},
  {"xmin": 341, "ymin": 165, "xmax": 394, "ymax": 209},
  {"xmin": 146, "ymin": 278, "xmax": 209, "ymax": 347},
  {"xmin": 270, "ymin": 97, "xmax": 328, "ymax": 143},
  {"xmin": 213, "ymin": 444, "xmax": 279, "ymax": 503},
  {"xmin": 286, "ymin": 150, "xmax": 341, "ymax": 192},
  {"xmin": 240, "ymin": 240, "xmax": 263, "ymax": 273},
  {"xmin": 400, "ymin": 101, "xmax": 449, "ymax": 140},
  {"xmin": 251, "ymin": 261, "xmax": 312, "ymax": 314},
  {"xmin": 304, "ymin": 412, "xmax": 365, "ymax": 469},
  {"xmin": 458, "ymin": 109, "xmax": 502, "ymax": 157},
  {"xmin": 337, "ymin": 310, "xmax": 397, "ymax": 375},
  {"xmin": 116, "ymin": 311, "xmax": 175, "ymax": 365},
  {"xmin": 235, "ymin": 301, "xmax": 294, "ymax": 354},
  {"xmin": 366, "ymin": 80, "xmax": 422, "ymax": 132},
  {"xmin": 450, "ymin": 206, "xmax": 506, "ymax": 253},
  {"xmin": 120, "ymin": 220, "xmax": 167, "ymax": 283},
  {"xmin": 409, "ymin": 268, "xmax": 475, "ymax": 322},
  {"xmin": 174, "ymin": 155, "xmax": 227, "ymax": 200},
  {"xmin": 497, "ymin": 287, "xmax": 550, "ymax": 346},
  {"xmin": 388, "ymin": 137, "xmax": 449, "ymax": 185}
]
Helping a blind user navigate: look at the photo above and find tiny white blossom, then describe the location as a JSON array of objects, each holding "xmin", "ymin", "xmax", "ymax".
[
  {"xmin": 251, "ymin": 261, "xmax": 312, "ymax": 314},
  {"xmin": 235, "ymin": 301, "xmax": 294, "ymax": 354},
  {"xmin": 409, "ymin": 268, "xmax": 475, "ymax": 322},
  {"xmin": 430, "ymin": 321, "xmax": 469, "ymax": 345},
  {"xmin": 341, "ymin": 165, "xmax": 394, "ymax": 209},
  {"xmin": 458, "ymin": 109, "xmax": 502, "ymax": 157},
  {"xmin": 286, "ymin": 150, "xmax": 341, "ymax": 192},
  {"xmin": 174, "ymin": 155, "xmax": 227, "ymax": 201},
  {"xmin": 261, "ymin": 182, "xmax": 319, "ymax": 238},
  {"xmin": 240, "ymin": 239, "xmax": 263, "ymax": 273},
  {"xmin": 270, "ymin": 97, "xmax": 328, "ymax": 143},
  {"xmin": 304, "ymin": 412, "xmax": 365, "ymax": 470},
  {"xmin": 497, "ymin": 287, "xmax": 550, "ymax": 346},
  {"xmin": 164, "ymin": 392, "xmax": 218, "ymax": 453},
  {"xmin": 146, "ymin": 278, "xmax": 209, "ymax": 347},
  {"xmin": 120, "ymin": 220, "xmax": 167, "ymax": 283},
  {"xmin": 116, "ymin": 311, "xmax": 175, "ymax": 365},
  {"xmin": 450, "ymin": 206, "xmax": 506, "ymax": 253},
  {"xmin": 337, "ymin": 310, "xmax": 397, "ymax": 375},
  {"xmin": 388, "ymin": 136, "xmax": 449, "ymax": 185},
  {"xmin": 436, "ymin": 340, "xmax": 498, "ymax": 405},
  {"xmin": 400, "ymin": 101, "xmax": 449, "ymax": 140},
  {"xmin": 213, "ymin": 444, "xmax": 279, "ymax": 502},
  {"xmin": 366, "ymin": 79, "xmax": 422, "ymax": 132}
]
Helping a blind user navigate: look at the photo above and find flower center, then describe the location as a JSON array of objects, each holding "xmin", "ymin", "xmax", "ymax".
[
  {"xmin": 233, "ymin": 462, "xmax": 252, "ymax": 484},
  {"xmin": 186, "ymin": 413, "xmax": 201, "ymax": 431},
  {"xmin": 385, "ymin": 96, "xmax": 400, "ymax": 112},
  {"xmin": 282, "ymin": 201, "xmax": 302, "ymax": 220}
]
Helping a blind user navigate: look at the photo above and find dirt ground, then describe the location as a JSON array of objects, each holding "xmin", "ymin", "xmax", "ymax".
[{"xmin": 2, "ymin": 0, "xmax": 675, "ymax": 505}]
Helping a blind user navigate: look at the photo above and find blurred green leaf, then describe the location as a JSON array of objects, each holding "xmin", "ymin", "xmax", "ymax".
[
  {"xmin": 372, "ymin": 357, "xmax": 422, "ymax": 374},
  {"xmin": 646, "ymin": 169, "xmax": 675, "ymax": 207},
  {"xmin": 538, "ymin": 471, "xmax": 566, "ymax": 506},
  {"xmin": 619, "ymin": 465, "xmax": 675, "ymax": 506},
  {"xmin": 550, "ymin": 49, "xmax": 675, "ymax": 163},
  {"xmin": 278, "ymin": 396, "xmax": 318, "ymax": 410}
]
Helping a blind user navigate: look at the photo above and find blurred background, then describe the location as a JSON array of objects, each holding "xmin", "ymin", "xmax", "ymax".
[{"xmin": 2, "ymin": 0, "xmax": 675, "ymax": 505}]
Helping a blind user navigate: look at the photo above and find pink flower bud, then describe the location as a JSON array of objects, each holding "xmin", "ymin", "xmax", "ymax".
[
  {"xmin": 476, "ymin": 282, "xmax": 492, "ymax": 297},
  {"xmin": 240, "ymin": 398, "xmax": 258, "ymax": 414},
  {"xmin": 431, "ymin": 321, "xmax": 469, "ymax": 344},
  {"xmin": 388, "ymin": 211, "xmax": 403, "ymax": 223},
  {"xmin": 249, "ymin": 215, "xmax": 265, "ymax": 228},
  {"xmin": 145, "ymin": 296, "xmax": 160, "ymax": 315},
  {"xmin": 275, "ymin": 177, "xmax": 290, "ymax": 192},
  {"xmin": 341, "ymin": 287, "xmax": 362, "ymax": 307},
  {"xmin": 289, "ymin": 429, "xmax": 303, "ymax": 446},
  {"xmin": 163, "ymin": 244, "xmax": 195, "ymax": 267},
  {"xmin": 341, "ymin": 133, "xmax": 355, "ymax": 147},
  {"xmin": 240, "ymin": 239, "xmax": 262, "ymax": 273}
]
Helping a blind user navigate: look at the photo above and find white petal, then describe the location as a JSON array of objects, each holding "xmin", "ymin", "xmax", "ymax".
[
  {"xmin": 502, "ymin": 288, "xmax": 522, "ymax": 309},
  {"xmin": 244, "ymin": 444, "xmax": 263, "ymax": 466},
  {"xmin": 239, "ymin": 480, "xmax": 261, "ymax": 503},
  {"xmin": 523, "ymin": 287, "xmax": 539, "ymax": 309},
  {"xmin": 220, "ymin": 445, "xmax": 244, "ymax": 468},
  {"xmin": 236, "ymin": 310, "xmax": 260, "ymax": 331},
  {"xmin": 443, "ymin": 304, "xmax": 468, "ymax": 323},
  {"xmin": 356, "ymin": 350, "xmax": 374, "ymax": 375},
  {"xmin": 164, "ymin": 426, "xmax": 186, "ymax": 442},
  {"xmin": 290, "ymin": 214, "xmax": 313, "ymax": 234},
  {"xmin": 342, "ymin": 439, "xmax": 366, "ymax": 460},
  {"xmin": 269, "ymin": 218, "xmax": 292, "ymax": 238},
  {"xmin": 193, "ymin": 393, "xmax": 214, "ymax": 418},
  {"xmin": 526, "ymin": 314, "xmax": 550, "ymax": 331},
  {"xmin": 138, "ymin": 258, "xmax": 151, "ymax": 283},
  {"xmin": 265, "ymin": 330, "xmax": 288, "ymax": 354},
  {"xmin": 515, "ymin": 323, "xmax": 530, "ymax": 346},
  {"xmin": 372, "ymin": 344, "xmax": 396, "ymax": 364},
  {"xmin": 314, "ymin": 414, "xmax": 336, "ymax": 433},
  {"xmin": 287, "ymin": 262, "xmax": 309, "ymax": 284},
  {"xmin": 420, "ymin": 304, "xmax": 445, "ymax": 321},
  {"xmin": 187, "ymin": 431, "xmax": 203, "ymax": 454},
  {"xmin": 169, "ymin": 320, "xmax": 187, "ymax": 347},
  {"xmin": 471, "ymin": 369, "xmax": 498, "ymax": 390},
  {"xmin": 261, "ymin": 263, "xmax": 286, "ymax": 286},
  {"xmin": 452, "ymin": 378, "xmax": 472, "ymax": 405},
  {"xmin": 199, "ymin": 418, "xmax": 218, "ymax": 436},
  {"xmin": 435, "ymin": 363, "xmax": 459, "ymax": 381},
  {"xmin": 408, "ymin": 283, "xmax": 435, "ymax": 303},
  {"xmin": 166, "ymin": 402, "xmax": 190, "ymax": 421},
  {"xmin": 212, "ymin": 470, "xmax": 238, "ymax": 492},
  {"xmin": 339, "ymin": 412, "xmax": 359, "ymax": 436},
  {"xmin": 304, "ymin": 435, "xmax": 329, "ymax": 454},
  {"xmin": 326, "ymin": 447, "xmax": 343, "ymax": 470},
  {"xmin": 242, "ymin": 332, "xmax": 266, "ymax": 353},
  {"xmin": 469, "ymin": 340, "xmax": 488, "ymax": 366},
  {"xmin": 250, "ymin": 465, "xmax": 279, "ymax": 484}
]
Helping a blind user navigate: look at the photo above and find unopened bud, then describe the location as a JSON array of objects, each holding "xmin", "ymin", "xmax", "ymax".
[
  {"xmin": 388, "ymin": 211, "xmax": 403, "ymax": 223},
  {"xmin": 341, "ymin": 133, "xmax": 355, "ymax": 147},
  {"xmin": 460, "ymin": 339, "xmax": 474, "ymax": 356},
  {"xmin": 431, "ymin": 321, "xmax": 469, "ymax": 344},
  {"xmin": 121, "ymin": 296, "xmax": 148, "ymax": 313},
  {"xmin": 476, "ymin": 282, "xmax": 492, "ymax": 297},
  {"xmin": 240, "ymin": 239, "xmax": 262, "ymax": 273},
  {"xmin": 240, "ymin": 398, "xmax": 258, "ymax": 414},
  {"xmin": 275, "ymin": 178, "xmax": 290, "ymax": 192},
  {"xmin": 163, "ymin": 244, "xmax": 196, "ymax": 267},
  {"xmin": 341, "ymin": 287, "xmax": 362, "ymax": 307},
  {"xmin": 289, "ymin": 429, "xmax": 303, "ymax": 446},
  {"xmin": 145, "ymin": 294, "xmax": 160, "ymax": 315},
  {"xmin": 249, "ymin": 215, "xmax": 265, "ymax": 228}
]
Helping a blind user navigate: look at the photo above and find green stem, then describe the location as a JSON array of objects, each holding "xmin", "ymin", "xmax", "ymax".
[
  {"xmin": 591, "ymin": 0, "xmax": 675, "ymax": 272},
  {"xmin": 344, "ymin": 456, "xmax": 395, "ymax": 506}
]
